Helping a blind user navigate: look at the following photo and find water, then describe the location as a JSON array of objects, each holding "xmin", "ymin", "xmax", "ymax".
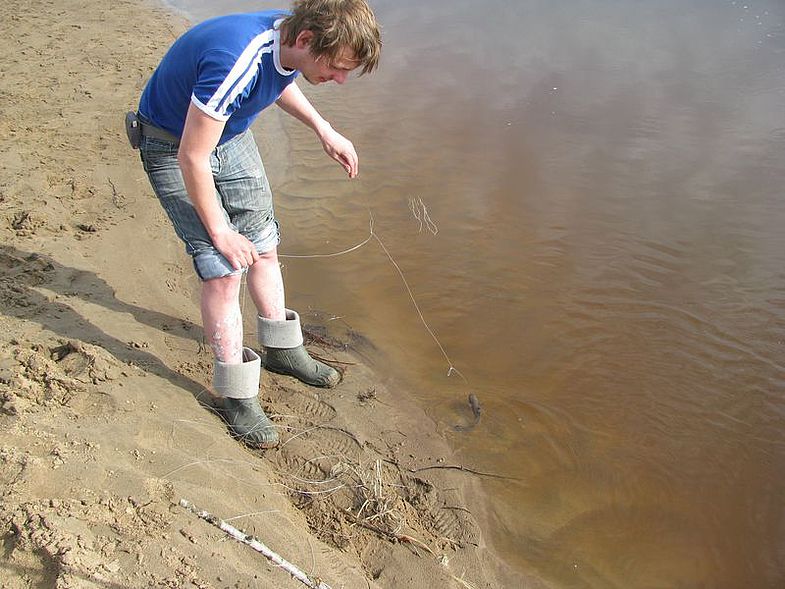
[{"xmin": 161, "ymin": 0, "xmax": 785, "ymax": 586}]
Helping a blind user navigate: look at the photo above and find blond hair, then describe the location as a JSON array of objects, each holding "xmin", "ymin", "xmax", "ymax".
[{"xmin": 280, "ymin": 0, "xmax": 382, "ymax": 75}]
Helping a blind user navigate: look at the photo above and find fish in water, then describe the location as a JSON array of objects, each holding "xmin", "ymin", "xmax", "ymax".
[{"xmin": 454, "ymin": 393, "xmax": 482, "ymax": 431}]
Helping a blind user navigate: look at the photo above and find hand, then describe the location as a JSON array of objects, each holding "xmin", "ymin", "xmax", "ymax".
[
  {"xmin": 211, "ymin": 229, "xmax": 259, "ymax": 271},
  {"xmin": 318, "ymin": 124, "xmax": 359, "ymax": 178}
]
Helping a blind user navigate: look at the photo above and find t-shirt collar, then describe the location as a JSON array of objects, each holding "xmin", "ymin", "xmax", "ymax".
[{"xmin": 273, "ymin": 18, "xmax": 297, "ymax": 77}]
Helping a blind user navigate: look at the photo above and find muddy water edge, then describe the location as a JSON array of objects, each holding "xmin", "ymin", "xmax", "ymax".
[{"xmin": 164, "ymin": 0, "xmax": 785, "ymax": 586}]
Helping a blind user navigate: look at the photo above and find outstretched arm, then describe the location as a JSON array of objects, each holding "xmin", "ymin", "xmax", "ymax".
[{"xmin": 276, "ymin": 82, "xmax": 359, "ymax": 178}]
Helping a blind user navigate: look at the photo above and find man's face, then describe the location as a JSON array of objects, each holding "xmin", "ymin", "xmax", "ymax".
[{"xmin": 299, "ymin": 49, "xmax": 360, "ymax": 85}]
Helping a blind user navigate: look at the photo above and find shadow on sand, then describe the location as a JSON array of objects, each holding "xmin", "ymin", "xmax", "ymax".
[{"xmin": 0, "ymin": 243, "xmax": 212, "ymax": 406}]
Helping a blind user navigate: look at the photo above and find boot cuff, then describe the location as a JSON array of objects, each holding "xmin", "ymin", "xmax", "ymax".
[
  {"xmin": 257, "ymin": 308, "xmax": 304, "ymax": 349},
  {"xmin": 213, "ymin": 347, "xmax": 261, "ymax": 399}
]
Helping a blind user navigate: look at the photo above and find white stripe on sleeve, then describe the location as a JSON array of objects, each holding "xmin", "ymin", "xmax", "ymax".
[
  {"xmin": 191, "ymin": 94, "xmax": 231, "ymax": 121},
  {"xmin": 205, "ymin": 30, "xmax": 275, "ymax": 117}
]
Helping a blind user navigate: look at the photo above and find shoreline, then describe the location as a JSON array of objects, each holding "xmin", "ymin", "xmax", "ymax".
[{"xmin": 0, "ymin": 0, "xmax": 537, "ymax": 586}]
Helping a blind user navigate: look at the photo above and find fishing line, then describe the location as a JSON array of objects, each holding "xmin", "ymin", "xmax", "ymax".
[
  {"xmin": 274, "ymin": 198, "xmax": 468, "ymax": 385},
  {"xmin": 279, "ymin": 213, "xmax": 375, "ymax": 259}
]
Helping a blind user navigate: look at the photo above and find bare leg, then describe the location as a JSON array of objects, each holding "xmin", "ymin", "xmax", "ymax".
[
  {"xmin": 249, "ymin": 248, "xmax": 340, "ymax": 388},
  {"xmin": 247, "ymin": 248, "xmax": 286, "ymax": 320},
  {"xmin": 203, "ymin": 272, "xmax": 278, "ymax": 448},
  {"xmin": 201, "ymin": 274, "xmax": 244, "ymax": 364}
]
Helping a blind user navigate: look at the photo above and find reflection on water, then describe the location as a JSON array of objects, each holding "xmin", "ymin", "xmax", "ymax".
[{"xmin": 164, "ymin": 0, "xmax": 785, "ymax": 586}]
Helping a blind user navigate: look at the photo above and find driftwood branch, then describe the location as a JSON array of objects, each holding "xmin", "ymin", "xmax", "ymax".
[{"xmin": 180, "ymin": 499, "xmax": 332, "ymax": 589}]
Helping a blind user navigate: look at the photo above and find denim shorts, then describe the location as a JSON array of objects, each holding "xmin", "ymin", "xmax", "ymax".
[{"xmin": 139, "ymin": 130, "xmax": 280, "ymax": 281}]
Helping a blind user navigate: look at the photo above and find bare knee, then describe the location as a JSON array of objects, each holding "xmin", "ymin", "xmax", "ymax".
[
  {"xmin": 202, "ymin": 273, "xmax": 242, "ymax": 304},
  {"xmin": 254, "ymin": 248, "xmax": 279, "ymax": 265}
]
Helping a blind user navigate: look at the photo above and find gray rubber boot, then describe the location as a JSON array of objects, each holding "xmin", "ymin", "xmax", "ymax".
[
  {"xmin": 213, "ymin": 347, "xmax": 278, "ymax": 448},
  {"xmin": 257, "ymin": 309, "xmax": 340, "ymax": 388}
]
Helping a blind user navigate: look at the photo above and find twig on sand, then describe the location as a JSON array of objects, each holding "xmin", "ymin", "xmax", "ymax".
[
  {"xmin": 108, "ymin": 177, "xmax": 125, "ymax": 209},
  {"xmin": 344, "ymin": 511, "xmax": 435, "ymax": 557},
  {"xmin": 408, "ymin": 464, "xmax": 521, "ymax": 481},
  {"xmin": 449, "ymin": 572, "xmax": 478, "ymax": 589},
  {"xmin": 309, "ymin": 352, "xmax": 356, "ymax": 367},
  {"xmin": 179, "ymin": 499, "xmax": 332, "ymax": 589}
]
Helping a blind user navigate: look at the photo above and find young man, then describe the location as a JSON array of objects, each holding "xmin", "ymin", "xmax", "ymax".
[{"xmin": 135, "ymin": 0, "xmax": 381, "ymax": 448}]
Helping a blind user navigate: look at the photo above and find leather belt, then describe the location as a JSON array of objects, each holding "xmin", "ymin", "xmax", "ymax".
[{"xmin": 139, "ymin": 120, "xmax": 180, "ymax": 145}]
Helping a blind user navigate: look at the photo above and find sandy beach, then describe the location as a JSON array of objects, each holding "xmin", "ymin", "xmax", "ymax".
[{"xmin": 0, "ymin": 0, "xmax": 533, "ymax": 587}]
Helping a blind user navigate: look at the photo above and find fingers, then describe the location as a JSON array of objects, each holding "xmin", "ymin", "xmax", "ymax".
[
  {"xmin": 215, "ymin": 231, "xmax": 259, "ymax": 270},
  {"xmin": 322, "ymin": 129, "xmax": 359, "ymax": 178},
  {"xmin": 231, "ymin": 253, "xmax": 256, "ymax": 270},
  {"xmin": 235, "ymin": 244, "xmax": 258, "ymax": 270},
  {"xmin": 339, "ymin": 154, "xmax": 358, "ymax": 178},
  {"xmin": 336, "ymin": 148, "xmax": 358, "ymax": 178},
  {"xmin": 347, "ymin": 151, "xmax": 358, "ymax": 178}
]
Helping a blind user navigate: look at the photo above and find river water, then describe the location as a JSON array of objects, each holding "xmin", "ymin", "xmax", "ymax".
[{"xmin": 162, "ymin": 0, "xmax": 785, "ymax": 586}]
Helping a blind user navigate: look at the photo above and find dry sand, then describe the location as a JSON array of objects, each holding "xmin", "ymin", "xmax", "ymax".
[{"xmin": 0, "ymin": 0, "xmax": 535, "ymax": 587}]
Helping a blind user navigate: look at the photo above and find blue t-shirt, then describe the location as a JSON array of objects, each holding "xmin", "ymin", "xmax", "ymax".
[{"xmin": 139, "ymin": 11, "xmax": 298, "ymax": 145}]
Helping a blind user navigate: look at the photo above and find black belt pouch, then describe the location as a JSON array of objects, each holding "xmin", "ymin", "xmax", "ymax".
[{"xmin": 125, "ymin": 111, "xmax": 141, "ymax": 149}]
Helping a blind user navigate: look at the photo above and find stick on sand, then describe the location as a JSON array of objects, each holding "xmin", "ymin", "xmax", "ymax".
[{"xmin": 179, "ymin": 499, "xmax": 332, "ymax": 589}]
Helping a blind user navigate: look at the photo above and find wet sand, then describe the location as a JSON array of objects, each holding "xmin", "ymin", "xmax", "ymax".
[{"xmin": 0, "ymin": 0, "xmax": 537, "ymax": 587}]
